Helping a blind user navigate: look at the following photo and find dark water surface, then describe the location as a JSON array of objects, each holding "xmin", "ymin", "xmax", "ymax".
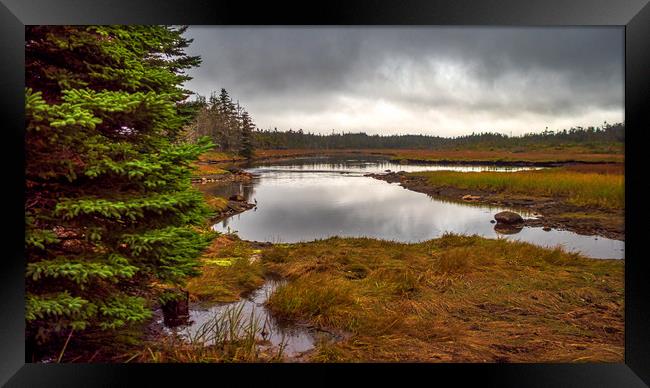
[{"xmin": 208, "ymin": 156, "xmax": 624, "ymax": 259}]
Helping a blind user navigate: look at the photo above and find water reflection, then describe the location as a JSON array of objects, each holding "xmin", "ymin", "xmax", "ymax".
[
  {"xmin": 250, "ymin": 155, "xmax": 542, "ymax": 174},
  {"xmin": 494, "ymin": 223, "xmax": 524, "ymax": 235},
  {"xmin": 209, "ymin": 157, "xmax": 624, "ymax": 259},
  {"xmin": 171, "ymin": 280, "xmax": 333, "ymax": 358}
]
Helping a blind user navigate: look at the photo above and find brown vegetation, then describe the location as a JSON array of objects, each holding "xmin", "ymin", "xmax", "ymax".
[{"xmin": 263, "ymin": 235, "xmax": 624, "ymax": 362}]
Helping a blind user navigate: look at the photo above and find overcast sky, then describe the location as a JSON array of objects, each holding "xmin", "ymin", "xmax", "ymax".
[{"xmin": 183, "ymin": 27, "xmax": 623, "ymax": 137}]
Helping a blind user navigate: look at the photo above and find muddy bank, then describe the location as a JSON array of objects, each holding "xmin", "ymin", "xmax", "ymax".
[
  {"xmin": 191, "ymin": 168, "xmax": 255, "ymax": 185},
  {"xmin": 210, "ymin": 197, "xmax": 256, "ymax": 223},
  {"xmin": 368, "ymin": 172, "xmax": 624, "ymax": 241}
]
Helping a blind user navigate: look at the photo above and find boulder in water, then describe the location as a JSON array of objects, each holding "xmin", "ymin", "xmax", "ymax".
[{"xmin": 494, "ymin": 211, "xmax": 523, "ymax": 224}]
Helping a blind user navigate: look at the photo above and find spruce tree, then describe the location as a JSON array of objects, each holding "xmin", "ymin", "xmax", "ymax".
[
  {"xmin": 217, "ymin": 88, "xmax": 238, "ymax": 151},
  {"xmin": 25, "ymin": 26, "xmax": 214, "ymax": 343},
  {"xmin": 239, "ymin": 110, "xmax": 255, "ymax": 159}
]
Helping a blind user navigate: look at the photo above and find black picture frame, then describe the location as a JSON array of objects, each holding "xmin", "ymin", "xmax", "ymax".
[{"xmin": 1, "ymin": 0, "xmax": 648, "ymax": 386}]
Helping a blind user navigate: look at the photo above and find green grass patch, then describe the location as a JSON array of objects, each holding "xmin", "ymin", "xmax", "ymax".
[{"xmin": 185, "ymin": 236, "xmax": 264, "ymax": 303}]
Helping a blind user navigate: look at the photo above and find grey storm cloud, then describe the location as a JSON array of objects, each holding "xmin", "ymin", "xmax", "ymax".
[{"xmin": 182, "ymin": 27, "xmax": 623, "ymax": 136}]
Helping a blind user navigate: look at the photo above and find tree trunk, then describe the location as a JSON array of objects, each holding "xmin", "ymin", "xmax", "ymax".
[{"xmin": 161, "ymin": 290, "xmax": 190, "ymax": 327}]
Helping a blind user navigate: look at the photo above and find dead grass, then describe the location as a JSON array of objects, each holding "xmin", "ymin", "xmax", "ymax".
[
  {"xmin": 198, "ymin": 151, "xmax": 244, "ymax": 163},
  {"xmin": 411, "ymin": 168, "xmax": 624, "ymax": 209},
  {"xmin": 262, "ymin": 234, "xmax": 624, "ymax": 362},
  {"xmin": 191, "ymin": 163, "xmax": 230, "ymax": 176},
  {"xmin": 204, "ymin": 195, "xmax": 229, "ymax": 213},
  {"xmin": 390, "ymin": 149, "xmax": 624, "ymax": 164},
  {"xmin": 562, "ymin": 163, "xmax": 624, "ymax": 175}
]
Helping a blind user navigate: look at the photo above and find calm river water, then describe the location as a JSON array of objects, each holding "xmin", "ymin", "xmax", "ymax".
[{"xmin": 207, "ymin": 156, "xmax": 624, "ymax": 260}]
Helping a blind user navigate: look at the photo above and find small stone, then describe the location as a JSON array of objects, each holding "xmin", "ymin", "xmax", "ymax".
[{"xmin": 542, "ymin": 226, "xmax": 552, "ymax": 231}]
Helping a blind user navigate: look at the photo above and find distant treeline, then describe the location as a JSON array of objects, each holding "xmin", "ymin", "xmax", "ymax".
[
  {"xmin": 253, "ymin": 123, "xmax": 624, "ymax": 150},
  {"xmin": 184, "ymin": 90, "xmax": 624, "ymax": 153}
]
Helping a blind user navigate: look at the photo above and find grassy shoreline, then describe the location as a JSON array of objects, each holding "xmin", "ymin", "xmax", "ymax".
[
  {"xmin": 41, "ymin": 233, "xmax": 625, "ymax": 363},
  {"xmin": 263, "ymin": 235, "xmax": 624, "ymax": 362},
  {"xmin": 388, "ymin": 148, "xmax": 623, "ymax": 164},
  {"xmin": 411, "ymin": 167, "xmax": 624, "ymax": 210},
  {"xmin": 159, "ymin": 234, "xmax": 623, "ymax": 363}
]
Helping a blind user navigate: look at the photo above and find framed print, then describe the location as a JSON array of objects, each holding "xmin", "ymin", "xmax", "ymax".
[{"xmin": 1, "ymin": 0, "xmax": 649, "ymax": 386}]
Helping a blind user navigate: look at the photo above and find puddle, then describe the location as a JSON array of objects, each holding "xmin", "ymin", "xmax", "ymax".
[{"xmin": 162, "ymin": 280, "xmax": 339, "ymax": 359}]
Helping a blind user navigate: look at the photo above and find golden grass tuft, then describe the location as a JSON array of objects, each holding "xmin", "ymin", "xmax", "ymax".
[{"xmin": 268, "ymin": 274, "xmax": 358, "ymax": 328}]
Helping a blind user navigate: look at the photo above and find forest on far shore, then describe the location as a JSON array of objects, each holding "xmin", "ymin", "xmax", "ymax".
[
  {"xmin": 184, "ymin": 90, "xmax": 624, "ymax": 154},
  {"xmin": 252, "ymin": 123, "xmax": 624, "ymax": 151}
]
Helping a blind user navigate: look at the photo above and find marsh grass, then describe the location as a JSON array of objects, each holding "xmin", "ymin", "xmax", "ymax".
[
  {"xmin": 412, "ymin": 167, "xmax": 624, "ymax": 209},
  {"xmin": 268, "ymin": 275, "xmax": 357, "ymax": 328},
  {"xmin": 261, "ymin": 234, "xmax": 624, "ymax": 362},
  {"xmin": 185, "ymin": 235, "xmax": 265, "ymax": 303},
  {"xmin": 192, "ymin": 163, "xmax": 230, "ymax": 176},
  {"xmin": 188, "ymin": 303, "xmax": 252, "ymax": 345},
  {"xmin": 390, "ymin": 148, "xmax": 624, "ymax": 163},
  {"xmin": 204, "ymin": 195, "xmax": 229, "ymax": 213},
  {"xmin": 198, "ymin": 151, "xmax": 244, "ymax": 162}
]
